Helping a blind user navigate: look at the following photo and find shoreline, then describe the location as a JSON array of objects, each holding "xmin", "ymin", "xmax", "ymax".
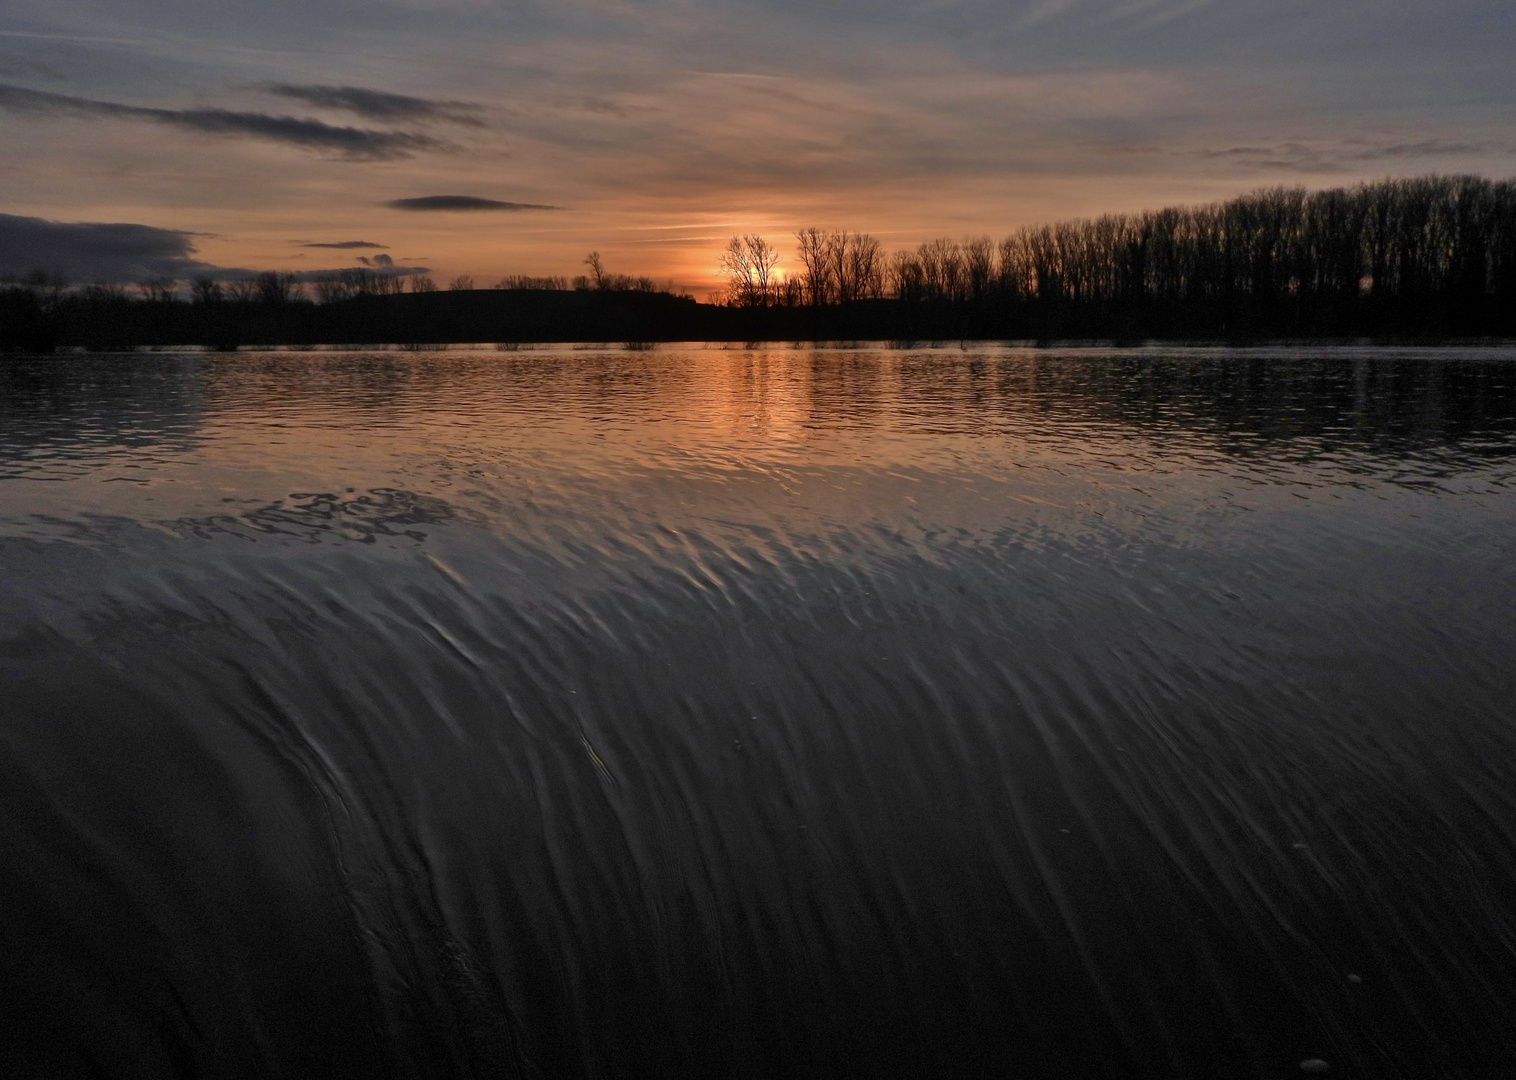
[{"xmin": 21, "ymin": 337, "xmax": 1516, "ymax": 355}]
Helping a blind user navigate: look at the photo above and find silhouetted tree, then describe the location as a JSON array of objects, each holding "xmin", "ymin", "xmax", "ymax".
[
  {"xmin": 795, "ymin": 228, "xmax": 832, "ymax": 306},
  {"xmin": 224, "ymin": 278, "xmax": 259, "ymax": 304},
  {"xmin": 720, "ymin": 235, "xmax": 780, "ymax": 306},
  {"xmin": 584, "ymin": 252, "xmax": 607, "ymax": 290},
  {"xmin": 137, "ymin": 277, "xmax": 178, "ymax": 303},
  {"xmin": 191, "ymin": 276, "xmax": 223, "ymax": 305},
  {"xmin": 963, "ymin": 236, "xmax": 995, "ymax": 301},
  {"xmin": 890, "ymin": 248, "xmax": 926, "ymax": 303},
  {"xmin": 496, "ymin": 275, "xmax": 570, "ymax": 290},
  {"xmin": 840, "ymin": 233, "xmax": 885, "ymax": 302},
  {"xmin": 255, "ymin": 272, "xmax": 303, "ymax": 306},
  {"xmin": 793, "ymin": 229, "xmax": 885, "ymax": 305}
]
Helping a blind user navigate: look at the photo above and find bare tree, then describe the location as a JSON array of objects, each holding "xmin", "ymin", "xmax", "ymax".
[
  {"xmin": 497, "ymin": 275, "xmax": 570, "ymax": 290},
  {"xmin": 841, "ymin": 233, "xmax": 885, "ymax": 301},
  {"xmin": 449, "ymin": 275, "xmax": 474, "ymax": 291},
  {"xmin": 85, "ymin": 282, "xmax": 129, "ymax": 302},
  {"xmin": 916, "ymin": 238, "xmax": 966, "ymax": 302},
  {"xmin": 748, "ymin": 235, "xmax": 779, "ymax": 299},
  {"xmin": 410, "ymin": 275, "xmax": 438, "ymax": 293},
  {"xmin": 719, "ymin": 234, "xmax": 780, "ymax": 306},
  {"xmin": 137, "ymin": 277, "xmax": 178, "ymax": 303},
  {"xmin": 224, "ymin": 278, "xmax": 259, "ymax": 304},
  {"xmin": 312, "ymin": 276, "xmax": 350, "ymax": 304},
  {"xmin": 795, "ymin": 227, "xmax": 833, "ymax": 306},
  {"xmin": 255, "ymin": 271, "xmax": 302, "ymax": 306},
  {"xmin": 190, "ymin": 276, "xmax": 223, "ymax": 305},
  {"xmin": 890, "ymin": 248, "xmax": 925, "ymax": 302},
  {"xmin": 584, "ymin": 251, "xmax": 606, "ymax": 290},
  {"xmin": 373, "ymin": 271, "xmax": 405, "ymax": 295},
  {"xmin": 963, "ymin": 236, "xmax": 994, "ymax": 301},
  {"xmin": 795, "ymin": 229, "xmax": 886, "ymax": 304}
]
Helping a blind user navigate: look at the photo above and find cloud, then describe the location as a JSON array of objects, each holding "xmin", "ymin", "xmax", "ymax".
[
  {"xmin": 0, "ymin": 214, "xmax": 427, "ymax": 285},
  {"xmin": 0, "ymin": 212, "xmax": 218, "ymax": 282},
  {"xmin": 1189, "ymin": 137, "xmax": 1501, "ymax": 172},
  {"xmin": 0, "ymin": 56, "xmax": 67, "ymax": 82},
  {"xmin": 300, "ymin": 240, "xmax": 389, "ymax": 248},
  {"xmin": 290, "ymin": 264, "xmax": 431, "ymax": 280},
  {"xmin": 0, "ymin": 82, "xmax": 448, "ymax": 160},
  {"xmin": 260, "ymin": 84, "xmax": 485, "ymax": 126},
  {"xmin": 385, "ymin": 195, "xmax": 563, "ymax": 210}
]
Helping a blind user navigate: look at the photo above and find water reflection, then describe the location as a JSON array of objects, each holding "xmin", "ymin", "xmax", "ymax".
[
  {"xmin": 3, "ymin": 346, "xmax": 1512, "ymax": 539},
  {"xmin": 0, "ymin": 354, "xmax": 205, "ymax": 481},
  {"xmin": 1, "ymin": 347, "xmax": 1514, "ymax": 1078}
]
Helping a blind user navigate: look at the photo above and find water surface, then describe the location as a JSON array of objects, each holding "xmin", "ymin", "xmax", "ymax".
[{"xmin": 2, "ymin": 346, "xmax": 1514, "ymax": 1079}]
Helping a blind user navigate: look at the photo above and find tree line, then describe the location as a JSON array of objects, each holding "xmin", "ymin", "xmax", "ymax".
[
  {"xmin": 0, "ymin": 253, "xmax": 694, "ymax": 350},
  {"xmin": 4, "ymin": 175, "xmax": 1514, "ymax": 350},
  {"xmin": 714, "ymin": 175, "xmax": 1516, "ymax": 339}
]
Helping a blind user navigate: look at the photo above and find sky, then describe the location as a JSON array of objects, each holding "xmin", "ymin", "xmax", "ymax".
[{"xmin": 2, "ymin": 0, "xmax": 1514, "ymax": 293}]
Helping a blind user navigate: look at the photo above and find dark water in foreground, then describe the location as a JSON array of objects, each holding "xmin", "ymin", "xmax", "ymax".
[{"xmin": 2, "ymin": 346, "xmax": 1514, "ymax": 1079}]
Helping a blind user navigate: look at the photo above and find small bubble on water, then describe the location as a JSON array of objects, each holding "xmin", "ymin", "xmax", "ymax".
[
  {"xmin": 1347, "ymin": 973, "xmax": 1362, "ymax": 984},
  {"xmin": 1300, "ymin": 1059, "xmax": 1330, "ymax": 1073}
]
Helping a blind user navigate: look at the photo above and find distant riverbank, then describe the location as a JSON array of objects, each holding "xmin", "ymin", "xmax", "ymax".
[
  {"xmin": 32, "ymin": 339, "xmax": 1516, "ymax": 358},
  {"xmin": 6, "ymin": 286, "xmax": 1516, "ymax": 353}
]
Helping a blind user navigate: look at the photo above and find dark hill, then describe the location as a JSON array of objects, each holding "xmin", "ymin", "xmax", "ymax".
[
  {"xmin": 324, "ymin": 289, "xmax": 706, "ymax": 344},
  {"xmin": 305, "ymin": 291, "xmax": 908, "ymax": 346},
  {"xmin": 3, "ymin": 288, "xmax": 924, "ymax": 351}
]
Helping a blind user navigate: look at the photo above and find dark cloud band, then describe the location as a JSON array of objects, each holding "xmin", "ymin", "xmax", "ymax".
[
  {"xmin": 300, "ymin": 240, "xmax": 389, "ymax": 249},
  {"xmin": 385, "ymin": 195, "xmax": 562, "ymax": 211},
  {"xmin": 261, "ymin": 84, "xmax": 485, "ymax": 126},
  {"xmin": 0, "ymin": 83, "xmax": 447, "ymax": 160},
  {"xmin": 0, "ymin": 213, "xmax": 211, "ymax": 282}
]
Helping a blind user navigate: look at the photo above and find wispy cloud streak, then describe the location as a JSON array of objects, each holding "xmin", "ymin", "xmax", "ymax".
[
  {"xmin": 261, "ymin": 84, "xmax": 486, "ymax": 126},
  {"xmin": 0, "ymin": 83, "xmax": 448, "ymax": 159},
  {"xmin": 385, "ymin": 195, "xmax": 562, "ymax": 211},
  {"xmin": 1189, "ymin": 137, "xmax": 1502, "ymax": 172}
]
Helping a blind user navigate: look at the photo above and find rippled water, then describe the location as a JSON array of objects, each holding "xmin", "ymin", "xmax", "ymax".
[{"xmin": 2, "ymin": 345, "xmax": 1514, "ymax": 1079}]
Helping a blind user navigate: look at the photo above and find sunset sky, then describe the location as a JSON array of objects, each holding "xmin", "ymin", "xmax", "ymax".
[{"xmin": 3, "ymin": 0, "xmax": 1513, "ymax": 293}]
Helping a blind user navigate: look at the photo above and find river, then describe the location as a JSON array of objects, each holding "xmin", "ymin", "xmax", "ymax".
[{"xmin": 2, "ymin": 345, "xmax": 1513, "ymax": 1078}]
